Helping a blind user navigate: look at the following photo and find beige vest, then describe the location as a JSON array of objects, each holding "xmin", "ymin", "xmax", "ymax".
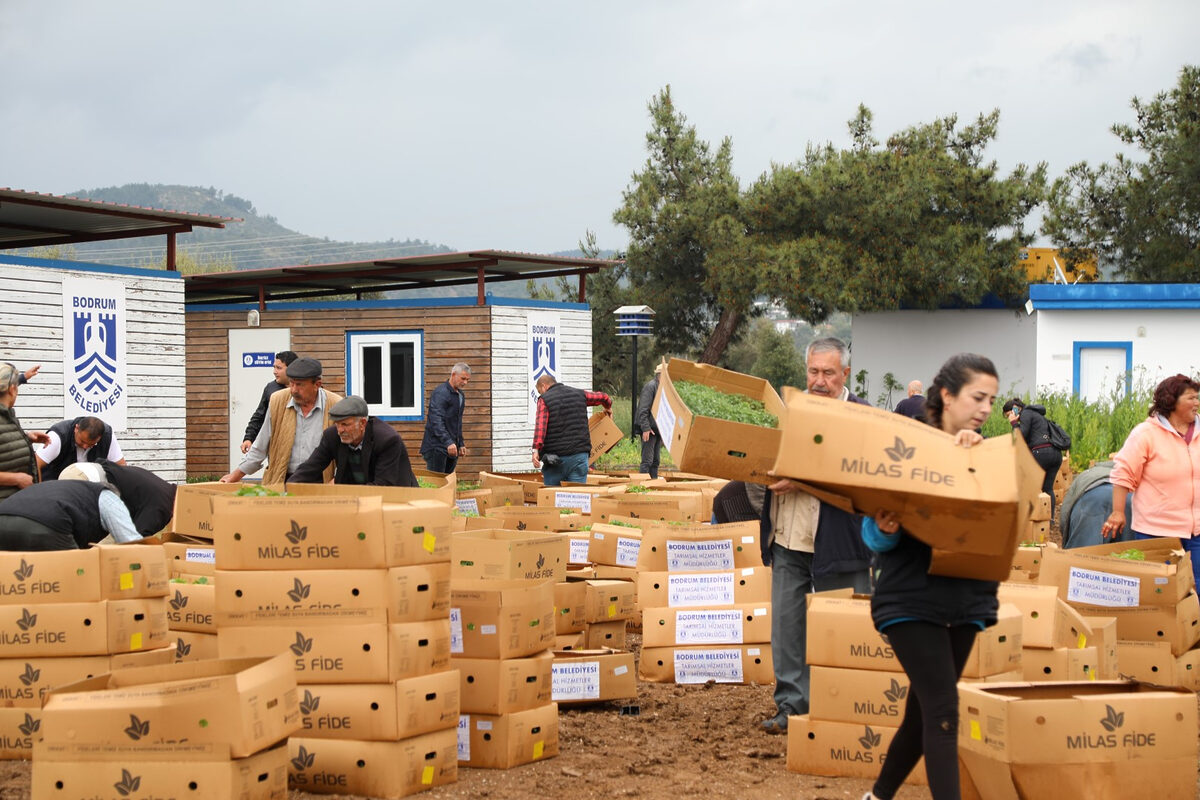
[{"xmin": 264, "ymin": 388, "xmax": 341, "ymax": 485}]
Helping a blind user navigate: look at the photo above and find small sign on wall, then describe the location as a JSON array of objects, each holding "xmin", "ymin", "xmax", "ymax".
[{"xmin": 242, "ymin": 352, "xmax": 275, "ymax": 367}]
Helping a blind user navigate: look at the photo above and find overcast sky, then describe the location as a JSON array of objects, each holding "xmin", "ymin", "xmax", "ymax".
[{"xmin": 2, "ymin": 1, "xmax": 1197, "ymax": 255}]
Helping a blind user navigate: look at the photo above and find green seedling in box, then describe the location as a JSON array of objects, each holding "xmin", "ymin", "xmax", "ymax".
[{"xmin": 673, "ymin": 380, "xmax": 778, "ymax": 428}]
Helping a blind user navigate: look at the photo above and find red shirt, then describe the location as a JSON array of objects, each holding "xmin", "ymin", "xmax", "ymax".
[{"xmin": 532, "ymin": 389, "xmax": 611, "ymax": 451}]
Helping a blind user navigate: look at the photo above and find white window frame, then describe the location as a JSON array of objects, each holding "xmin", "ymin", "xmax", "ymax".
[{"xmin": 345, "ymin": 330, "xmax": 423, "ymax": 421}]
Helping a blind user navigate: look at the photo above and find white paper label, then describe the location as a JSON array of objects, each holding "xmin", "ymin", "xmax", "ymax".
[
  {"xmin": 667, "ymin": 572, "xmax": 735, "ymax": 607},
  {"xmin": 740, "ymin": 536, "xmax": 755, "ymax": 544},
  {"xmin": 1066, "ymin": 567, "xmax": 1140, "ymax": 607},
  {"xmin": 656, "ymin": 395, "xmax": 677, "ymax": 445},
  {"xmin": 674, "ymin": 648, "xmax": 743, "ymax": 684},
  {"xmin": 449, "ymin": 607, "xmax": 463, "ymax": 654},
  {"xmin": 184, "ymin": 547, "xmax": 215, "ymax": 564},
  {"xmin": 476, "ymin": 720, "xmax": 493, "ymax": 730},
  {"xmin": 616, "ymin": 537, "xmax": 641, "ymax": 567},
  {"xmin": 480, "ymin": 624, "xmax": 497, "ymax": 636},
  {"xmin": 754, "ymin": 607, "xmax": 767, "ymax": 616},
  {"xmin": 613, "ymin": 665, "xmax": 628, "ymax": 676},
  {"xmin": 666, "ymin": 539, "xmax": 735, "ymax": 571},
  {"xmin": 555, "ymin": 491, "xmax": 592, "ymax": 514},
  {"xmin": 455, "ymin": 498, "xmax": 480, "ymax": 515},
  {"xmin": 569, "ymin": 538, "xmax": 591, "ymax": 564},
  {"xmin": 456, "ymin": 715, "xmax": 470, "ymax": 760},
  {"xmin": 675, "ymin": 609, "xmax": 745, "ymax": 644},
  {"xmin": 552, "ymin": 660, "xmax": 601, "ymax": 701}
]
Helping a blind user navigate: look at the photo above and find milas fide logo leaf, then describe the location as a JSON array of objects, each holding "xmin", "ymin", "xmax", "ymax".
[
  {"xmin": 124, "ymin": 714, "xmax": 150, "ymax": 740},
  {"xmin": 290, "ymin": 631, "xmax": 314, "ymax": 656},
  {"xmin": 883, "ymin": 678, "xmax": 907, "ymax": 703},
  {"xmin": 175, "ymin": 637, "xmax": 192, "ymax": 658},
  {"xmin": 169, "ymin": 589, "xmax": 188, "ymax": 611},
  {"xmin": 536, "ymin": 552, "xmax": 545, "ymax": 570},
  {"xmin": 16, "ymin": 608, "xmax": 37, "ymax": 631},
  {"xmin": 884, "ymin": 436, "xmax": 916, "ymax": 462},
  {"xmin": 299, "ymin": 689, "xmax": 321, "ymax": 715},
  {"xmin": 291, "ymin": 744, "xmax": 316, "ymax": 772},
  {"xmin": 12, "ymin": 558, "xmax": 33, "ymax": 582},
  {"xmin": 858, "ymin": 725, "xmax": 882, "ymax": 749},
  {"xmin": 18, "ymin": 712, "xmax": 40, "ymax": 736},
  {"xmin": 19, "ymin": 663, "xmax": 40, "ymax": 686},
  {"xmin": 286, "ymin": 520, "xmax": 307, "ymax": 545},
  {"xmin": 288, "ymin": 578, "xmax": 311, "ymax": 603},
  {"xmin": 1099, "ymin": 704, "xmax": 1124, "ymax": 732},
  {"xmin": 114, "ymin": 768, "xmax": 141, "ymax": 797}
]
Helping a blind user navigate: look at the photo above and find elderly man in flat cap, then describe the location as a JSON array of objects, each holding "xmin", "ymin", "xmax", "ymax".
[
  {"xmin": 221, "ymin": 357, "xmax": 342, "ymax": 485},
  {"xmin": 289, "ymin": 395, "xmax": 417, "ymax": 487}
]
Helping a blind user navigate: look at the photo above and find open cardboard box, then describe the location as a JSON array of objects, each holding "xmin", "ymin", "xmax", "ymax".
[
  {"xmin": 296, "ymin": 670, "xmax": 460, "ymax": 741},
  {"xmin": 1038, "ymin": 536, "xmax": 1195, "ymax": 607},
  {"xmin": 0, "ymin": 544, "xmax": 168, "ymax": 604},
  {"xmin": 450, "ymin": 529, "xmax": 569, "ymax": 583},
  {"xmin": 588, "ymin": 408, "xmax": 625, "ymax": 464},
  {"xmin": 636, "ymin": 520, "xmax": 761, "ymax": 571}
]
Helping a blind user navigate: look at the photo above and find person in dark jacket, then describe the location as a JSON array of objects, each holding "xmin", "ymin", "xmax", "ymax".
[
  {"xmin": 240, "ymin": 350, "xmax": 298, "ymax": 454},
  {"xmin": 634, "ymin": 366, "xmax": 663, "ymax": 478},
  {"xmin": 759, "ymin": 337, "xmax": 873, "ymax": 735},
  {"xmin": 36, "ymin": 416, "xmax": 125, "ymax": 480},
  {"xmin": 862, "ymin": 353, "xmax": 1003, "ymax": 800},
  {"xmin": 712, "ymin": 480, "xmax": 766, "ymax": 524},
  {"xmin": 892, "ymin": 380, "xmax": 926, "ymax": 419},
  {"xmin": 1002, "ymin": 398, "xmax": 1064, "ymax": 515},
  {"xmin": 419, "ymin": 363, "xmax": 470, "ymax": 474},
  {"xmin": 1059, "ymin": 461, "xmax": 1135, "ymax": 549},
  {"xmin": 289, "ymin": 395, "xmax": 417, "ymax": 487},
  {"xmin": 0, "ymin": 479, "xmax": 143, "ymax": 551},
  {"xmin": 531, "ymin": 375, "xmax": 611, "ymax": 486},
  {"xmin": 62, "ymin": 460, "xmax": 177, "ymax": 537},
  {"xmin": 0, "ymin": 362, "xmax": 49, "ymax": 501}
]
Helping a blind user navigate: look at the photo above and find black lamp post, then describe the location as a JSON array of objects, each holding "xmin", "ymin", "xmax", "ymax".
[{"xmin": 614, "ymin": 305, "xmax": 655, "ymax": 439}]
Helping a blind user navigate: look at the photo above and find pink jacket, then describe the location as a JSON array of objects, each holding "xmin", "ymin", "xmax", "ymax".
[{"xmin": 1110, "ymin": 415, "xmax": 1200, "ymax": 538}]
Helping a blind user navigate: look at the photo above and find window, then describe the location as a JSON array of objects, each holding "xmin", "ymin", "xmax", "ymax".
[{"xmin": 346, "ymin": 330, "xmax": 423, "ymax": 420}]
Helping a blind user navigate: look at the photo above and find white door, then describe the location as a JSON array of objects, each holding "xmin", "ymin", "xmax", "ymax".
[
  {"xmin": 228, "ymin": 329, "xmax": 291, "ymax": 474},
  {"xmin": 1078, "ymin": 347, "xmax": 1127, "ymax": 403}
]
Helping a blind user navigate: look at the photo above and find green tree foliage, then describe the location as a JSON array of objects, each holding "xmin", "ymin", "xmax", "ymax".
[
  {"xmin": 745, "ymin": 106, "xmax": 1047, "ymax": 323},
  {"xmin": 1044, "ymin": 65, "xmax": 1200, "ymax": 281},
  {"xmin": 720, "ymin": 318, "xmax": 803, "ymax": 392},
  {"xmin": 613, "ymin": 86, "xmax": 744, "ymax": 363}
]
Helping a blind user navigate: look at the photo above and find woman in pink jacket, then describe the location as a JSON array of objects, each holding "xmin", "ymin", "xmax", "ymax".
[{"xmin": 1103, "ymin": 374, "xmax": 1200, "ymax": 586}]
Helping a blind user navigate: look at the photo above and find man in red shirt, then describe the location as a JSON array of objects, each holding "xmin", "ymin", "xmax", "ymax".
[{"xmin": 531, "ymin": 375, "xmax": 611, "ymax": 486}]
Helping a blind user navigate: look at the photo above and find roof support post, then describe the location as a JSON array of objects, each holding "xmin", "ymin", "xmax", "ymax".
[
  {"xmin": 477, "ymin": 266, "xmax": 486, "ymax": 306},
  {"xmin": 166, "ymin": 232, "xmax": 177, "ymax": 271},
  {"xmin": 578, "ymin": 272, "xmax": 587, "ymax": 303},
  {"xmin": 258, "ymin": 285, "xmax": 266, "ymax": 312}
]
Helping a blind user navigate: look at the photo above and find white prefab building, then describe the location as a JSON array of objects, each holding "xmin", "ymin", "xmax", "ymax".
[
  {"xmin": 851, "ymin": 284, "xmax": 1200, "ymax": 407},
  {"xmin": 0, "ymin": 254, "xmax": 187, "ymax": 480}
]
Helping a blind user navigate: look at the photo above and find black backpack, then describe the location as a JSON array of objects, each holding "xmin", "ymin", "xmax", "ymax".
[{"xmin": 1046, "ymin": 419, "xmax": 1071, "ymax": 452}]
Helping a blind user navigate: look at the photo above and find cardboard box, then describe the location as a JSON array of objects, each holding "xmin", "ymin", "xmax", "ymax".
[
  {"xmin": 580, "ymin": 620, "xmax": 626, "ymax": 650},
  {"xmin": 1038, "ymin": 537, "xmax": 1195, "ymax": 607},
  {"xmin": 997, "ymin": 583, "xmax": 1095, "ymax": 650},
  {"xmin": 653, "ymin": 357, "xmax": 784, "ymax": 483},
  {"xmin": 639, "ymin": 644, "xmax": 773, "ymax": 684},
  {"xmin": 582, "ymin": 579, "xmax": 636, "ymax": 622},
  {"xmin": 39, "ymin": 653, "xmax": 300, "ymax": 758},
  {"xmin": 0, "ymin": 544, "xmax": 168, "ymax": 604},
  {"xmin": 553, "ymin": 580, "xmax": 587, "ymax": 633},
  {"xmin": 1081, "ymin": 615, "xmax": 1119, "ymax": 679},
  {"xmin": 482, "ymin": 506, "xmax": 566, "ymax": 533},
  {"xmin": 288, "ymin": 728, "xmax": 458, "ymax": 796},
  {"xmin": 171, "ymin": 630, "xmax": 220, "ymax": 663},
  {"xmin": 454, "ymin": 485, "xmax": 524, "ymax": 516},
  {"xmin": 450, "ymin": 529, "xmax": 569, "ymax": 583},
  {"xmin": 1071, "ymin": 591, "xmax": 1200, "ymax": 656},
  {"xmin": 166, "ymin": 579, "xmax": 216, "ymax": 633},
  {"xmin": 218, "ymin": 623, "xmax": 391, "ymax": 684},
  {"xmin": 551, "ymin": 513, "xmax": 588, "ymax": 531},
  {"xmin": 551, "ymin": 649, "xmax": 636, "ymax": 704},
  {"xmin": 1026, "ymin": 519, "xmax": 1051, "ymax": 542},
  {"xmin": 161, "ymin": 534, "xmax": 217, "ymax": 577},
  {"xmin": 806, "ymin": 590, "xmax": 899, "ymax": 672},
  {"xmin": 591, "ymin": 564, "xmax": 639, "ymax": 583},
  {"xmin": 961, "ymin": 604, "xmax": 1024, "ymax": 678},
  {"xmin": 381, "ymin": 500, "xmax": 453, "ymax": 567},
  {"xmin": 586, "ymin": 523, "xmax": 643, "ymax": 568},
  {"xmin": 636, "ymin": 568, "xmax": 771, "ymax": 610},
  {"xmin": 0, "ymin": 705, "xmax": 41, "ymax": 759},
  {"xmin": 456, "ymin": 702, "xmax": 559, "ymax": 769},
  {"xmin": 479, "ymin": 471, "xmax": 545, "ymax": 505},
  {"xmin": 641, "ymin": 603, "xmax": 772, "ymax": 647},
  {"xmin": 288, "ymin": 473, "xmax": 456, "ymax": 507},
  {"xmin": 452, "ymin": 651, "xmax": 554, "ymax": 715},
  {"xmin": 1030, "ymin": 492, "xmax": 1052, "ymax": 522},
  {"xmin": 33, "ymin": 741, "xmax": 290, "ymax": 799},
  {"xmin": 450, "ymin": 579, "xmax": 555, "ymax": 660},
  {"xmin": 387, "ymin": 562, "xmax": 452, "ymax": 622},
  {"xmin": 772, "ymin": 388, "xmax": 1042, "ymax": 579},
  {"xmin": 211, "ymin": 495, "xmax": 386, "ymax": 570},
  {"xmin": 1115, "ymin": 640, "xmax": 1200, "ymax": 691},
  {"xmin": 0, "ymin": 598, "xmax": 169, "ymax": 657},
  {"xmin": 214, "ymin": 569, "xmax": 390, "ymax": 627},
  {"xmin": 809, "ymin": 665, "xmax": 910, "ymax": 726},
  {"xmin": 535, "ymin": 485, "xmax": 615, "ymax": 514},
  {"xmin": 590, "ymin": 491, "xmax": 702, "ymax": 524},
  {"xmin": 388, "ymin": 620, "xmax": 454, "ymax": 680},
  {"xmin": 297, "ymin": 670, "xmax": 460, "ymax": 741},
  {"xmin": 786, "ymin": 714, "xmax": 926, "ymax": 785},
  {"xmin": 171, "ymin": 481, "xmax": 244, "ymax": 539},
  {"xmin": 588, "ymin": 408, "xmax": 624, "ymax": 464},
  {"xmin": 1009, "ymin": 542, "xmax": 1057, "ymax": 583},
  {"xmin": 0, "ymin": 648, "xmax": 178, "ymax": 711},
  {"xmin": 957, "ymin": 681, "xmax": 1199, "ymax": 800},
  {"xmin": 636, "ymin": 520, "xmax": 761, "ymax": 571},
  {"xmin": 1022, "ymin": 646, "xmax": 1098, "ymax": 681}
]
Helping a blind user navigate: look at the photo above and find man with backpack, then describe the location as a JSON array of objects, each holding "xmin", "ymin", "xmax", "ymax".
[{"xmin": 1002, "ymin": 398, "xmax": 1068, "ymax": 515}]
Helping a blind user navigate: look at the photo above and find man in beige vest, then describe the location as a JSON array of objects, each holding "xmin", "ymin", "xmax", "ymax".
[{"xmin": 220, "ymin": 357, "xmax": 342, "ymax": 485}]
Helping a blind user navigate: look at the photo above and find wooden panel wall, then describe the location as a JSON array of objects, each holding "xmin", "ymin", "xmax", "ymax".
[
  {"xmin": 185, "ymin": 306, "xmax": 493, "ymax": 479},
  {"xmin": 0, "ymin": 261, "xmax": 186, "ymax": 481}
]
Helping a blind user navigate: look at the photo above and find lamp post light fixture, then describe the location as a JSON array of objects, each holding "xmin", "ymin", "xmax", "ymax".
[{"xmin": 613, "ymin": 305, "xmax": 655, "ymax": 438}]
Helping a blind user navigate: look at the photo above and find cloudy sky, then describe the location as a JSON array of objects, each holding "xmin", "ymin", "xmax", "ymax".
[{"xmin": 2, "ymin": 1, "xmax": 1196, "ymax": 254}]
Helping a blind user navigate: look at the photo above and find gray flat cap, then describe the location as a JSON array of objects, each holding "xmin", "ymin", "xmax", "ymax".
[
  {"xmin": 286, "ymin": 357, "xmax": 322, "ymax": 380},
  {"xmin": 329, "ymin": 395, "xmax": 369, "ymax": 421}
]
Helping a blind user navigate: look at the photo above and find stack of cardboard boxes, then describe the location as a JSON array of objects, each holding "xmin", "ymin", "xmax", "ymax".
[
  {"xmin": 32, "ymin": 653, "xmax": 300, "ymax": 799},
  {"xmin": 636, "ymin": 521, "xmax": 772, "ymax": 685},
  {"xmin": 1037, "ymin": 537, "xmax": 1199, "ymax": 688},
  {"xmin": 0, "ymin": 545, "xmax": 173, "ymax": 760},
  {"xmin": 212, "ymin": 493, "xmax": 460, "ymax": 798},
  {"xmin": 996, "ymin": 582, "xmax": 1113, "ymax": 681},
  {"xmin": 161, "ymin": 533, "xmax": 218, "ymax": 662},
  {"xmin": 450, "ymin": 529, "xmax": 564, "ymax": 769}
]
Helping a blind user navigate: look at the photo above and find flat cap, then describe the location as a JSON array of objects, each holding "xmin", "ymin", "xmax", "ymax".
[
  {"xmin": 329, "ymin": 394, "xmax": 369, "ymax": 421},
  {"xmin": 286, "ymin": 357, "xmax": 322, "ymax": 380}
]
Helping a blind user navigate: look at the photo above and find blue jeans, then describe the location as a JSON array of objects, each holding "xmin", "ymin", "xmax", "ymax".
[
  {"xmin": 770, "ymin": 543, "xmax": 871, "ymax": 715},
  {"xmin": 1134, "ymin": 531, "xmax": 1200, "ymax": 590},
  {"xmin": 422, "ymin": 450, "xmax": 457, "ymax": 475},
  {"xmin": 542, "ymin": 452, "xmax": 589, "ymax": 486}
]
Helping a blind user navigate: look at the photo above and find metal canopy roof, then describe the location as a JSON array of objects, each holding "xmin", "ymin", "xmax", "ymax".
[
  {"xmin": 184, "ymin": 250, "xmax": 617, "ymax": 307},
  {"xmin": 0, "ymin": 188, "xmax": 239, "ymax": 267}
]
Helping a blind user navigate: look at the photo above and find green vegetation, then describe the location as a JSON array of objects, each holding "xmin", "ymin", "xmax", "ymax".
[
  {"xmin": 625, "ymin": 485, "xmax": 652, "ymax": 494},
  {"xmin": 674, "ymin": 380, "xmax": 778, "ymax": 428},
  {"xmin": 608, "ymin": 519, "xmax": 641, "ymax": 528},
  {"xmin": 234, "ymin": 485, "xmax": 285, "ymax": 497},
  {"xmin": 1112, "ymin": 548, "xmax": 1147, "ymax": 561},
  {"xmin": 452, "ymin": 508, "xmax": 479, "ymax": 518},
  {"xmin": 417, "ymin": 478, "xmax": 440, "ymax": 489},
  {"xmin": 169, "ymin": 576, "xmax": 210, "ymax": 584},
  {"xmin": 456, "ymin": 481, "xmax": 481, "ymax": 492}
]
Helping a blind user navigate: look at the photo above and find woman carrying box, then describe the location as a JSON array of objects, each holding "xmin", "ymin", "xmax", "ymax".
[{"xmin": 859, "ymin": 353, "xmax": 1001, "ymax": 800}]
